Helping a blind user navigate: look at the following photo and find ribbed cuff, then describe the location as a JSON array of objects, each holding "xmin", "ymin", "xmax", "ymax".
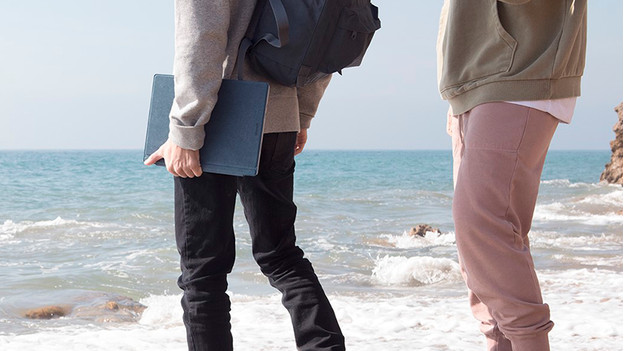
[
  {"xmin": 510, "ymin": 333, "xmax": 550, "ymax": 351},
  {"xmin": 168, "ymin": 122, "xmax": 205, "ymax": 150},
  {"xmin": 299, "ymin": 113, "xmax": 314, "ymax": 129}
]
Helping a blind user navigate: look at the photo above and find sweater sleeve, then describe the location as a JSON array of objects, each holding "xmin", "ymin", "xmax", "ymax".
[
  {"xmin": 168, "ymin": 0, "xmax": 230, "ymax": 150},
  {"xmin": 296, "ymin": 75, "xmax": 332, "ymax": 129},
  {"xmin": 498, "ymin": 0, "xmax": 531, "ymax": 4}
]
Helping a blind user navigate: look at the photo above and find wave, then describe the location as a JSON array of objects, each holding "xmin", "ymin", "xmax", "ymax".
[
  {"xmin": 371, "ymin": 255, "xmax": 461, "ymax": 286},
  {"xmin": 1, "ymin": 217, "xmax": 89, "ymax": 235},
  {"xmin": 533, "ymin": 185, "xmax": 623, "ymax": 226},
  {"xmin": 539, "ymin": 179, "xmax": 614, "ymax": 189},
  {"xmin": 1, "ymin": 217, "xmax": 84, "ymax": 242},
  {"xmin": 138, "ymin": 294, "xmax": 182, "ymax": 327},
  {"xmin": 378, "ymin": 231, "xmax": 455, "ymax": 249},
  {"xmin": 531, "ymin": 231, "xmax": 622, "ymax": 250},
  {"xmin": 578, "ymin": 190, "xmax": 623, "ymax": 207},
  {"xmin": 533, "ymin": 202, "xmax": 622, "ymax": 225},
  {"xmin": 551, "ymin": 254, "xmax": 622, "ymax": 267},
  {"xmin": 0, "ymin": 217, "xmax": 158, "ymax": 242},
  {"xmin": 541, "ymin": 179, "xmax": 575, "ymax": 186}
]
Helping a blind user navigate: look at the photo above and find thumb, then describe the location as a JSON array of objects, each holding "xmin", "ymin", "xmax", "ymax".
[{"xmin": 144, "ymin": 147, "xmax": 164, "ymax": 166}]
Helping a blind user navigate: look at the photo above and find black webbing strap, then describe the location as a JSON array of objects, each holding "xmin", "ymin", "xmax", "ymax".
[
  {"xmin": 263, "ymin": 0, "xmax": 290, "ymax": 48},
  {"xmin": 237, "ymin": 0, "xmax": 290, "ymax": 80}
]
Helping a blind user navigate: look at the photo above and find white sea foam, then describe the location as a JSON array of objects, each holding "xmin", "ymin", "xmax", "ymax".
[
  {"xmin": 139, "ymin": 295, "xmax": 182, "ymax": 328},
  {"xmin": 308, "ymin": 237, "xmax": 339, "ymax": 252},
  {"xmin": 540, "ymin": 179, "xmax": 606, "ymax": 189},
  {"xmin": 578, "ymin": 189, "xmax": 623, "ymax": 206},
  {"xmin": 533, "ymin": 202, "xmax": 623, "ymax": 225},
  {"xmin": 0, "ymin": 217, "xmax": 157, "ymax": 244},
  {"xmin": 541, "ymin": 179, "xmax": 575, "ymax": 186},
  {"xmin": 0, "ymin": 232, "xmax": 14, "ymax": 242},
  {"xmin": 530, "ymin": 231, "xmax": 622, "ymax": 251},
  {"xmin": 535, "ymin": 183, "xmax": 622, "ymax": 225},
  {"xmin": 371, "ymin": 255, "xmax": 462, "ymax": 286},
  {"xmin": 551, "ymin": 254, "xmax": 622, "ymax": 267},
  {"xmin": 1, "ymin": 268, "xmax": 621, "ymax": 351},
  {"xmin": 380, "ymin": 230, "xmax": 456, "ymax": 249},
  {"xmin": 540, "ymin": 269, "xmax": 623, "ymax": 348},
  {"xmin": 1, "ymin": 217, "xmax": 82, "ymax": 234},
  {"xmin": 0, "ymin": 217, "xmax": 109, "ymax": 239}
]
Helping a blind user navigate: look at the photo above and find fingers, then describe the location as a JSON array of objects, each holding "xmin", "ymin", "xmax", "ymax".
[
  {"xmin": 294, "ymin": 129, "xmax": 308, "ymax": 156},
  {"xmin": 166, "ymin": 163, "xmax": 185, "ymax": 178},
  {"xmin": 166, "ymin": 163, "xmax": 191, "ymax": 178},
  {"xmin": 294, "ymin": 143, "xmax": 304, "ymax": 156},
  {"xmin": 166, "ymin": 157, "xmax": 202, "ymax": 178},
  {"xmin": 190, "ymin": 162, "xmax": 203, "ymax": 177},
  {"xmin": 182, "ymin": 151, "xmax": 202, "ymax": 178},
  {"xmin": 145, "ymin": 140, "xmax": 203, "ymax": 178}
]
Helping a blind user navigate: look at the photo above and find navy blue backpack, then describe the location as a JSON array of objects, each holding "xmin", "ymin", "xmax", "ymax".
[{"xmin": 238, "ymin": 0, "xmax": 381, "ymax": 87}]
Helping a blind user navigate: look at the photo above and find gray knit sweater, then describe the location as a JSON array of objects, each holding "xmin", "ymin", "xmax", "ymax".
[{"xmin": 168, "ymin": 0, "xmax": 331, "ymax": 150}]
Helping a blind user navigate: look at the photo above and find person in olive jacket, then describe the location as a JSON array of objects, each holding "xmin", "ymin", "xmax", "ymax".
[{"xmin": 437, "ymin": 0, "xmax": 587, "ymax": 350}]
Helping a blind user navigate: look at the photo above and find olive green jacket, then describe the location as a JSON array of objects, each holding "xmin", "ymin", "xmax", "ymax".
[{"xmin": 437, "ymin": 0, "xmax": 587, "ymax": 114}]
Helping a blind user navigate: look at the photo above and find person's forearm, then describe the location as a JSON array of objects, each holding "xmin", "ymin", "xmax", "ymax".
[{"xmin": 169, "ymin": 0, "xmax": 231, "ymax": 150}]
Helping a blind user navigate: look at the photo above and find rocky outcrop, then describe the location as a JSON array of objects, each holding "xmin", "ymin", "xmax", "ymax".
[
  {"xmin": 409, "ymin": 224, "xmax": 441, "ymax": 237},
  {"xmin": 22, "ymin": 292, "xmax": 147, "ymax": 323},
  {"xmin": 600, "ymin": 103, "xmax": 623, "ymax": 185}
]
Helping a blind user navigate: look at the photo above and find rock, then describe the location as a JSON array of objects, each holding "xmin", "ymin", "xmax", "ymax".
[
  {"xmin": 72, "ymin": 296, "xmax": 147, "ymax": 323},
  {"xmin": 600, "ymin": 103, "xmax": 623, "ymax": 185},
  {"xmin": 22, "ymin": 292, "xmax": 147, "ymax": 323},
  {"xmin": 24, "ymin": 305, "xmax": 71, "ymax": 320},
  {"xmin": 409, "ymin": 224, "xmax": 441, "ymax": 237},
  {"xmin": 105, "ymin": 301, "xmax": 120, "ymax": 311}
]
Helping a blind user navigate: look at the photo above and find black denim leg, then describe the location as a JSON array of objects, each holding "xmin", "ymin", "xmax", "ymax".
[
  {"xmin": 175, "ymin": 172, "xmax": 237, "ymax": 351},
  {"xmin": 237, "ymin": 132, "xmax": 346, "ymax": 351}
]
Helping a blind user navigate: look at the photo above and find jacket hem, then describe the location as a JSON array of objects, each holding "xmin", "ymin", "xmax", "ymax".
[{"xmin": 445, "ymin": 77, "xmax": 582, "ymax": 115}]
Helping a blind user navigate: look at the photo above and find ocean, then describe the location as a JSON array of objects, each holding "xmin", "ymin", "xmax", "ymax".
[{"xmin": 0, "ymin": 150, "xmax": 621, "ymax": 350}]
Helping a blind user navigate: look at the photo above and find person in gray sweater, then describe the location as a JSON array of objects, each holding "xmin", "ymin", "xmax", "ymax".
[{"xmin": 144, "ymin": 1, "xmax": 345, "ymax": 350}]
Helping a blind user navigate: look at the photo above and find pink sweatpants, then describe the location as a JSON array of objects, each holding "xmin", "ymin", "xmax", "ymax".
[{"xmin": 450, "ymin": 102, "xmax": 559, "ymax": 351}]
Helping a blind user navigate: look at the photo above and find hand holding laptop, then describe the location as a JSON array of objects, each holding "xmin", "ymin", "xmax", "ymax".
[
  {"xmin": 144, "ymin": 139, "xmax": 202, "ymax": 178},
  {"xmin": 143, "ymin": 75, "xmax": 269, "ymax": 177}
]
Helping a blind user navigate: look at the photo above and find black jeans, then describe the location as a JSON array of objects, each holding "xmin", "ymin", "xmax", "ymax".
[{"xmin": 174, "ymin": 132, "xmax": 345, "ymax": 351}]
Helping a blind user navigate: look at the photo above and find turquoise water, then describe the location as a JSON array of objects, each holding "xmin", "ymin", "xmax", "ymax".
[
  {"xmin": 0, "ymin": 150, "xmax": 607, "ymax": 224},
  {"xmin": 0, "ymin": 150, "xmax": 621, "ymax": 350}
]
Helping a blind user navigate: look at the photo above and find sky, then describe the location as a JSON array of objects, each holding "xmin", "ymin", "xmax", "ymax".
[{"xmin": 0, "ymin": 1, "xmax": 622, "ymax": 150}]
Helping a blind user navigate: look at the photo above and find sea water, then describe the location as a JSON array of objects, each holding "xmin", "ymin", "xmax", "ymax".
[{"xmin": 0, "ymin": 150, "xmax": 621, "ymax": 350}]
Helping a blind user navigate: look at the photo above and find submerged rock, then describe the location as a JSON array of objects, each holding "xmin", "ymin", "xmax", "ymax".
[
  {"xmin": 600, "ymin": 103, "xmax": 623, "ymax": 185},
  {"xmin": 22, "ymin": 292, "xmax": 147, "ymax": 323},
  {"xmin": 24, "ymin": 305, "xmax": 71, "ymax": 319},
  {"xmin": 409, "ymin": 224, "xmax": 441, "ymax": 237}
]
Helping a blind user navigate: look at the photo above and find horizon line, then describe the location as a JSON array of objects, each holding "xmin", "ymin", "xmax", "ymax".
[{"xmin": 0, "ymin": 148, "xmax": 613, "ymax": 152}]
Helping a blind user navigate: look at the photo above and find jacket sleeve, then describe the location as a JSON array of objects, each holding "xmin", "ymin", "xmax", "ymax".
[
  {"xmin": 168, "ymin": 0, "xmax": 230, "ymax": 150},
  {"xmin": 296, "ymin": 75, "xmax": 332, "ymax": 129}
]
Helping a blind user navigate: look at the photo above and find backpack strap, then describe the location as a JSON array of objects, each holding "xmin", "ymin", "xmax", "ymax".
[{"xmin": 237, "ymin": 0, "xmax": 290, "ymax": 80}]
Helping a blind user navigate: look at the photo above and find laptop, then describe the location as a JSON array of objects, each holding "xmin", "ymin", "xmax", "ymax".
[{"xmin": 143, "ymin": 74, "xmax": 269, "ymax": 176}]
